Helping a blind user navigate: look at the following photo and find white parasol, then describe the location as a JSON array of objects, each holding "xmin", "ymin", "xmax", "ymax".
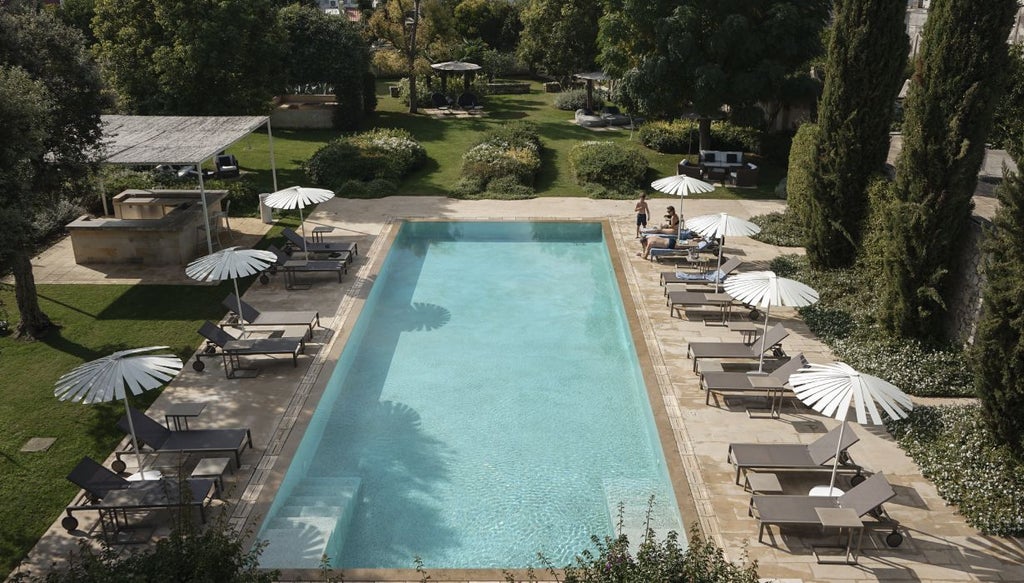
[
  {"xmin": 651, "ymin": 174, "xmax": 715, "ymax": 218},
  {"xmin": 790, "ymin": 362, "xmax": 913, "ymax": 493},
  {"xmin": 55, "ymin": 347, "xmax": 183, "ymax": 476},
  {"xmin": 262, "ymin": 186, "xmax": 335, "ymax": 257},
  {"xmin": 186, "ymin": 247, "xmax": 277, "ymax": 333},
  {"xmin": 685, "ymin": 212, "xmax": 761, "ymax": 291},
  {"xmin": 724, "ymin": 271, "xmax": 818, "ymax": 372}
]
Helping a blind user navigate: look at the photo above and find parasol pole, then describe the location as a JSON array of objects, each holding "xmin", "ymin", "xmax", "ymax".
[
  {"xmin": 234, "ymin": 277, "xmax": 246, "ymax": 334},
  {"xmin": 757, "ymin": 302, "xmax": 772, "ymax": 372},
  {"xmin": 122, "ymin": 396, "xmax": 146, "ymax": 475},
  {"xmin": 829, "ymin": 413, "xmax": 850, "ymax": 494}
]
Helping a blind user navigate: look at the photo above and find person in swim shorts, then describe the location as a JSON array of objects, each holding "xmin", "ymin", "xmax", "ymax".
[{"xmin": 634, "ymin": 193, "xmax": 650, "ymax": 238}]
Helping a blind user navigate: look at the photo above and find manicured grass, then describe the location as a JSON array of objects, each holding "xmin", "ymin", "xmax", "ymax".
[
  {"xmin": 0, "ymin": 281, "xmax": 257, "ymax": 573},
  {"xmin": 233, "ymin": 79, "xmax": 784, "ymax": 201}
]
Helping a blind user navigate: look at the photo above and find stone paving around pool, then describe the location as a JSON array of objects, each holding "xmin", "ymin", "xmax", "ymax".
[{"xmin": 13, "ymin": 196, "xmax": 1024, "ymax": 583}]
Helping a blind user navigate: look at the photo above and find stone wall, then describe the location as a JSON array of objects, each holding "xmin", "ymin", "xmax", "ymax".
[{"xmin": 947, "ymin": 215, "xmax": 990, "ymax": 346}]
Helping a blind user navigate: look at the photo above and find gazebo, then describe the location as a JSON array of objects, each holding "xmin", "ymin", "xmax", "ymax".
[
  {"xmin": 573, "ymin": 71, "xmax": 610, "ymax": 112},
  {"xmin": 99, "ymin": 115, "xmax": 279, "ymax": 255},
  {"xmin": 430, "ymin": 60, "xmax": 482, "ymax": 94}
]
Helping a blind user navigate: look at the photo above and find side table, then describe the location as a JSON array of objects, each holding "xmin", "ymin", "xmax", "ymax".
[
  {"xmin": 191, "ymin": 457, "xmax": 231, "ymax": 497},
  {"xmin": 813, "ymin": 507, "xmax": 864, "ymax": 564},
  {"xmin": 164, "ymin": 402, "xmax": 206, "ymax": 430},
  {"xmin": 744, "ymin": 471, "xmax": 782, "ymax": 494},
  {"xmin": 311, "ymin": 226, "xmax": 334, "ymax": 243}
]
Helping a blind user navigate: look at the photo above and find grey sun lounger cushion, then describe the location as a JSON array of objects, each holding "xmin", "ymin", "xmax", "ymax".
[
  {"xmin": 116, "ymin": 406, "xmax": 254, "ymax": 467},
  {"xmin": 63, "ymin": 456, "xmax": 217, "ymax": 533},
  {"xmin": 727, "ymin": 422, "xmax": 860, "ymax": 484},
  {"xmin": 749, "ymin": 472, "xmax": 896, "ymax": 543},
  {"xmin": 267, "ymin": 244, "xmax": 346, "ymax": 281},
  {"xmin": 666, "ymin": 290, "xmax": 734, "ymax": 317},
  {"xmin": 701, "ymin": 353, "xmax": 809, "ymax": 406},
  {"xmin": 660, "ymin": 257, "xmax": 742, "ymax": 287},
  {"xmin": 223, "ymin": 293, "xmax": 320, "ymax": 339},
  {"xmin": 282, "ymin": 228, "xmax": 356, "ymax": 263},
  {"xmin": 687, "ymin": 323, "xmax": 789, "ymax": 372}
]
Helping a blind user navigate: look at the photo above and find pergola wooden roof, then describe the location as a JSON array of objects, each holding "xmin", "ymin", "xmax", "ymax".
[{"xmin": 98, "ymin": 115, "xmax": 279, "ymax": 254}]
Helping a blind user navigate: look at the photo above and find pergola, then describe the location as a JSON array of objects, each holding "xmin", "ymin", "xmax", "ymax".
[
  {"xmin": 99, "ymin": 115, "xmax": 279, "ymax": 255},
  {"xmin": 430, "ymin": 60, "xmax": 482, "ymax": 94},
  {"xmin": 573, "ymin": 71, "xmax": 610, "ymax": 112}
]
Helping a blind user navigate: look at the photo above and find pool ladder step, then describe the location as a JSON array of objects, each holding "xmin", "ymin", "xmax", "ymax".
[
  {"xmin": 258, "ymin": 477, "xmax": 362, "ymax": 569},
  {"xmin": 601, "ymin": 478, "xmax": 678, "ymax": 553}
]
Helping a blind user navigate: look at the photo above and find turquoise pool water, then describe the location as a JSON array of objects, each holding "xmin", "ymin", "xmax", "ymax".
[{"xmin": 257, "ymin": 221, "xmax": 684, "ymax": 569}]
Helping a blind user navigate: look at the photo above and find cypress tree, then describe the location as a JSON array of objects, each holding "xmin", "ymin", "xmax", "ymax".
[
  {"xmin": 973, "ymin": 168, "xmax": 1024, "ymax": 459},
  {"xmin": 806, "ymin": 0, "xmax": 907, "ymax": 268},
  {"xmin": 880, "ymin": 0, "xmax": 1017, "ymax": 340}
]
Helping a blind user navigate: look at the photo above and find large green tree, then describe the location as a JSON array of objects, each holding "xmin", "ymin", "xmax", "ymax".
[
  {"xmin": 974, "ymin": 167, "xmax": 1024, "ymax": 460},
  {"xmin": 93, "ymin": 0, "xmax": 286, "ymax": 114},
  {"xmin": 453, "ymin": 0, "xmax": 521, "ymax": 52},
  {"xmin": 278, "ymin": 4, "xmax": 371, "ymax": 130},
  {"xmin": 518, "ymin": 0, "xmax": 600, "ymax": 87},
  {"xmin": 599, "ymin": 0, "xmax": 829, "ymax": 150},
  {"xmin": 805, "ymin": 0, "xmax": 907, "ymax": 268},
  {"xmin": 0, "ymin": 5, "xmax": 106, "ymax": 338},
  {"xmin": 990, "ymin": 44, "xmax": 1024, "ymax": 161},
  {"xmin": 880, "ymin": 0, "xmax": 1017, "ymax": 340}
]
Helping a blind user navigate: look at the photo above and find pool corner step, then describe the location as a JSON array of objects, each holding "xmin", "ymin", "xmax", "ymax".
[{"xmin": 258, "ymin": 477, "xmax": 362, "ymax": 569}]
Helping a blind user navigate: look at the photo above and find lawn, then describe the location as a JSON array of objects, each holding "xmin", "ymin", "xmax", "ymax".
[{"xmin": 233, "ymin": 79, "xmax": 784, "ymax": 201}]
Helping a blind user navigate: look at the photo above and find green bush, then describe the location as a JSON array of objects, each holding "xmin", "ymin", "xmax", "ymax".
[
  {"xmin": 485, "ymin": 176, "xmax": 537, "ymax": 199},
  {"xmin": 638, "ymin": 120, "xmax": 695, "ymax": 154},
  {"xmin": 785, "ymin": 122, "xmax": 820, "ymax": 223},
  {"xmin": 711, "ymin": 121, "xmax": 762, "ymax": 153},
  {"xmin": 397, "ymin": 76, "xmax": 433, "ymax": 108},
  {"xmin": 554, "ymin": 88, "xmax": 601, "ymax": 111},
  {"xmin": 306, "ymin": 128, "xmax": 426, "ymax": 191},
  {"xmin": 455, "ymin": 121, "xmax": 542, "ymax": 197},
  {"xmin": 749, "ymin": 211, "xmax": 806, "ymax": 247},
  {"xmin": 365, "ymin": 178, "xmax": 397, "ymax": 197},
  {"xmin": 887, "ymin": 405, "xmax": 1024, "ymax": 536},
  {"xmin": 768, "ymin": 253, "xmax": 974, "ymax": 397},
  {"xmin": 568, "ymin": 141, "xmax": 648, "ymax": 191}
]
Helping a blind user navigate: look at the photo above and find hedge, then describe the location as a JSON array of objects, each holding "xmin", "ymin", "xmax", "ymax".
[{"xmin": 568, "ymin": 141, "xmax": 647, "ymax": 194}]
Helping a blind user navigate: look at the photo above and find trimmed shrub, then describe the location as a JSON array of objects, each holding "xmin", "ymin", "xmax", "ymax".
[
  {"xmin": 785, "ymin": 122, "xmax": 819, "ymax": 224},
  {"xmin": 887, "ymin": 405, "xmax": 1024, "ymax": 536},
  {"xmin": 306, "ymin": 128, "xmax": 426, "ymax": 191},
  {"xmin": 485, "ymin": 176, "xmax": 536, "ymax": 199},
  {"xmin": 568, "ymin": 141, "xmax": 647, "ymax": 192},
  {"xmin": 711, "ymin": 121, "xmax": 762, "ymax": 153},
  {"xmin": 554, "ymin": 89, "xmax": 601, "ymax": 111},
  {"xmin": 638, "ymin": 120, "xmax": 695, "ymax": 154},
  {"xmin": 396, "ymin": 76, "xmax": 432, "ymax": 108},
  {"xmin": 454, "ymin": 121, "xmax": 542, "ymax": 197},
  {"xmin": 365, "ymin": 178, "xmax": 397, "ymax": 197}
]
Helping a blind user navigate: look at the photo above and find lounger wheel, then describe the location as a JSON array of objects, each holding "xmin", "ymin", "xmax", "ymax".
[
  {"xmin": 111, "ymin": 459, "xmax": 127, "ymax": 473},
  {"xmin": 193, "ymin": 358, "xmax": 206, "ymax": 372},
  {"xmin": 61, "ymin": 516, "xmax": 79, "ymax": 532},
  {"xmin": 259, "ymin": 273, "xmax": 270, "ymax": 285},
  {"xmin": 748, "ymin": 308, "xmax": 761, "ymax": 321},
  {"xmin": 850, "ymin": 473, "xmax": 866, "ymax": 487},
  {"xmin": 886, "ymin": 530, "xmax": 904, "ymax": 547}
]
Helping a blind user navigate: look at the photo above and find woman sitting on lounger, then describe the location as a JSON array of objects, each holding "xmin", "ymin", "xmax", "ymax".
[{"xmin": 641, "ymin": 205, "xmax": 679, "ymax": 234}]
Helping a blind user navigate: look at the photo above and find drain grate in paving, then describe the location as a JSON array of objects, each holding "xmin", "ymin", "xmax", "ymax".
[{"xmin": 20, "ymin": 437, "xmax": 56, "ymax": 452}]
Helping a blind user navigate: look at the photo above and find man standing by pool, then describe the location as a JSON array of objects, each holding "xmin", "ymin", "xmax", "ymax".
[{"xmin": 634, "ymin": 193, "xmax": 649, "ymax": 238}]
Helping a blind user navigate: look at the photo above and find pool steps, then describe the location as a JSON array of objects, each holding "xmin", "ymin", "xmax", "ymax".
[
  {"xmin": 259, "ymin": 477, "xmax": 362, "ymax": 568},
  {"xmin": 602, "ymin": 478, "xmax": 678, "ymax": 553}
]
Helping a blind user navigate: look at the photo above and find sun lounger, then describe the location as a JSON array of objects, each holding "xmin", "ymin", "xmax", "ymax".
[
  {"xmin": 266, "ymin": 244, "xmax": 345, "ymax": 290},
  {"xmin": 114, "ymin": 406, "xmax": 253, "ymax": 472},
  {"xmin": 687, "ymin": 323, "xmax": 789, "ymax": 372},
  {"xmin": 647, "ymin": 237, "xmax": 709, "ymax": 262},
  {"xmin": 62, "ymin": 456, "xmax": 217, "ymax": 535},
  {"xmin": 749, "ymin": 472, "xmax": 901, "ymax": 547},
  {"xmin": 282, "ymin": 227, "xmax": 356, "ymax": 263},
  {"xmin": 660, "ymin": 257, "xmax": 742, "ymax": 294},
  {"xmin": 196, "ymin": 320, "xmax": 306, "ymax": 378},
  {"xmin": 727, "ymin": 422, "xmax": 861, "ymax": 485},
  {"xmin": 701, "ymin": 353, "xmax": 809, "ymax": 414},
  {"xmin": 666, "ymin": 290, "xmax": 735, "ymax": 322},
  {"xmin": 222, "ymin": 293, "xmax": 320, "ymax": 339}
]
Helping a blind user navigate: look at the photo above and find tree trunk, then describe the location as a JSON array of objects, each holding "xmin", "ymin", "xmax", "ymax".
[
  {"xmin": 407, "ymin": 0, "xmax": 420, "ymax": 114},
  {"xmin": 698, "ymin": 117, "xmax": 712, "ymax": 152},
  {"xmin": 11, "ymin": 249, "xmax": 54, "ymax": 339}
]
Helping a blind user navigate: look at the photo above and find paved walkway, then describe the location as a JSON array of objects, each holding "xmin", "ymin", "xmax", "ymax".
[{"xmin": 13, "ymin": 197, "xmax": 1024, "ymax": 583}]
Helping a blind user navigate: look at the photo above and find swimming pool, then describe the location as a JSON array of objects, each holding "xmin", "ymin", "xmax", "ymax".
[{"xmin": 257, "ymin": 221, "xmax": 684, "ymax": 569}]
